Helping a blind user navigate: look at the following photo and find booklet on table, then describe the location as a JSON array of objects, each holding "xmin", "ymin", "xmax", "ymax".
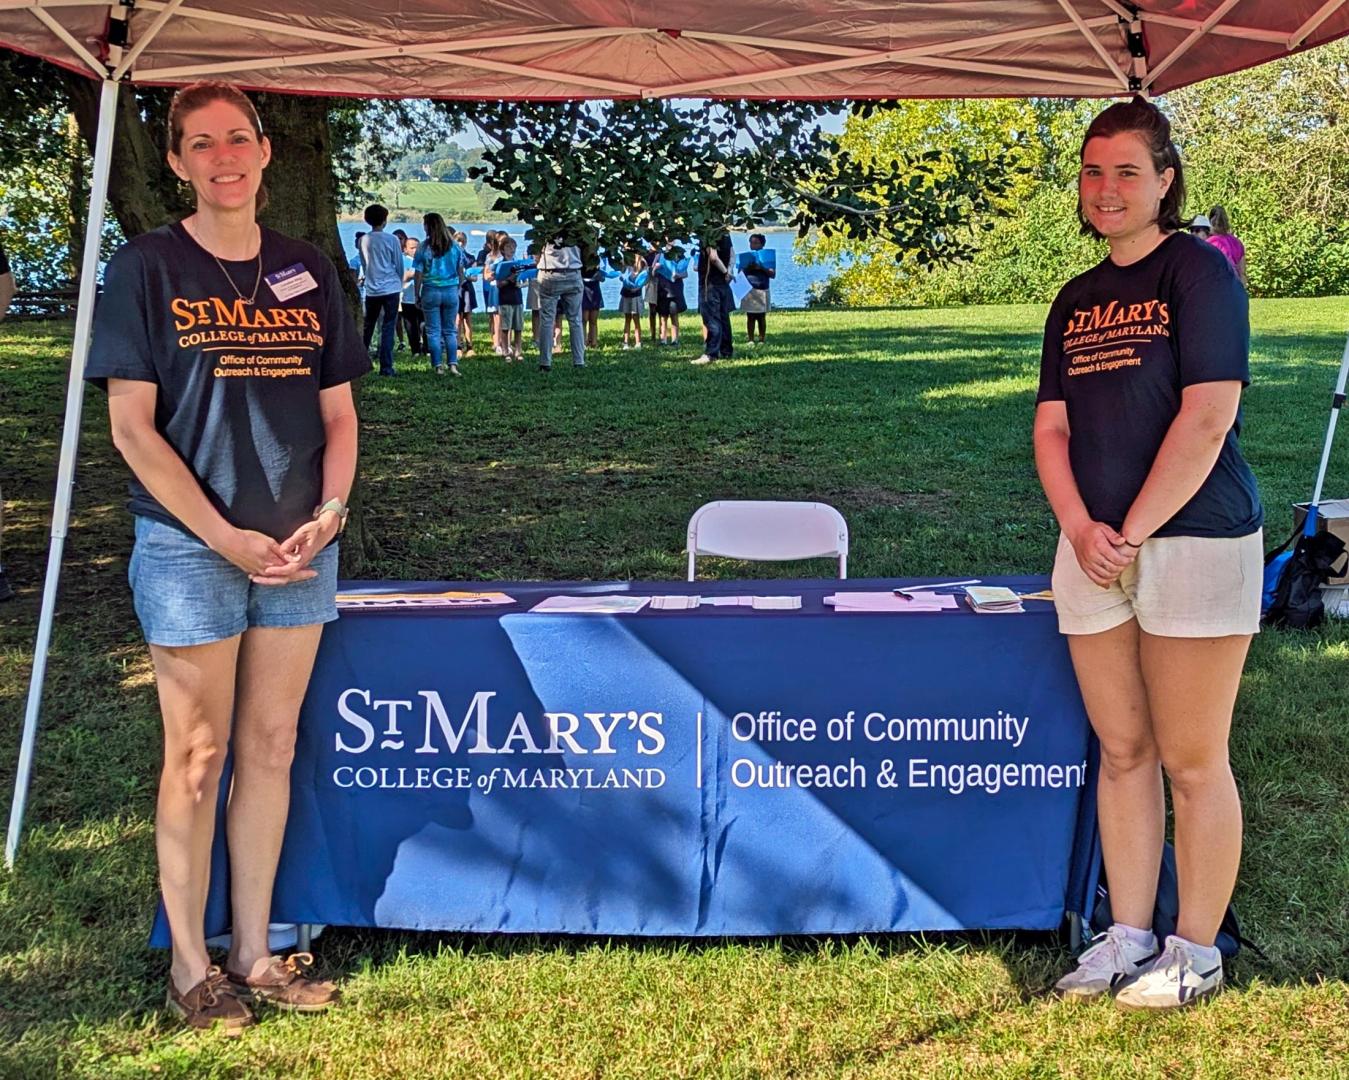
[
  {"xmin": 964, "ymin": 586, "xmax": 1024, "ymax": 614},
  {"xmin": 531, "ymin": 595, "xmax": 651, "ymax": 614}
]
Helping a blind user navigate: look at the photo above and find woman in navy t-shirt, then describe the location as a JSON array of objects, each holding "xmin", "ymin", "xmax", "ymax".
[
  {"xmin": 85, "ymin": 82, "xmax": 366, "ymax": 1031},
  {"xmin": 1035, "ymin": 97, "xmax": 1261, "ymax": 1011}
]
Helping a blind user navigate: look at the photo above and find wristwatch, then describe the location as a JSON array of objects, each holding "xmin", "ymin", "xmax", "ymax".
[{"xmin": 313, "ymin": 497, "xmax": 349, "ymax": 533}]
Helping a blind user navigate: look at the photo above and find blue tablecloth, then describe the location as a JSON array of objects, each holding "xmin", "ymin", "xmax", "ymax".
[{"xmin": 157, "ymin": 576, "xmax": 1099, "ymax": 942}]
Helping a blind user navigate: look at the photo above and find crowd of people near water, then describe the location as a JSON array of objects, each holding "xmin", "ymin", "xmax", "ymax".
[{"xmin": 348, "ymin": 205, "xmax": 779, "ymax": 374}]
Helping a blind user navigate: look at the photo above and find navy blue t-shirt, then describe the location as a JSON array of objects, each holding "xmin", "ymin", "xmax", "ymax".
[
  {"xmin": 1037, "ymin": 232, "xmax": 1262, "ymax": 539},
  {"xmin": 85, "ymin": 223, "xmax": 370, "ymax": 542}
]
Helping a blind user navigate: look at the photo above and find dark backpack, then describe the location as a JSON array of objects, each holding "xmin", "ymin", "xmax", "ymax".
[
  {"xmin": 1089, "ymin": 842, "xmax": 1261, "ymax": 961},
  {"xmin": 1263, "ymin": 524, "xmax": 1347, "ymax": 629}
]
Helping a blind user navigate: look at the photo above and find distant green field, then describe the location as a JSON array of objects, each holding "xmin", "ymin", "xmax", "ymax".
[{"xmin": 374, "ymin": 179, "xmax": 514, "ymax": 221}]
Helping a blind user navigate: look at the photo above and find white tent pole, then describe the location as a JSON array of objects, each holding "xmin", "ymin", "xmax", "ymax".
[
  {"xmin": 1307, "ymin": 333, "xmax": 1349, "ymax": 513},
  {"xmin": 6, "ymin": 76, "xmax": 120, "ymax": 870}
]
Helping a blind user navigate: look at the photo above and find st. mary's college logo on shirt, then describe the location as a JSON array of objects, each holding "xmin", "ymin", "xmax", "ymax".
[
  {"xmin": 1062, "ymin": 298, "xmax": 1171, "ymax": 378},
  {"xmin": 168, "ymin": 295, "xmax": 324, "ymax": 379}
]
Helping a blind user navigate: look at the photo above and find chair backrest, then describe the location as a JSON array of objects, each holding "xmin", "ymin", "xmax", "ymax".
[{"xmin": 686, "ymin": 500, "xmax": 849, "ymax": 580}]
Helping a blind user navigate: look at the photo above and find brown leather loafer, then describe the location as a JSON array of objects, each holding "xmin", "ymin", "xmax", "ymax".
[
  {"xmin": 166, "ymin": 965, "xmax": 255, "ymax": 1034},
  {"xmin": 227, "ymin": 952, "xmax": 340, "ymax": 1012}
]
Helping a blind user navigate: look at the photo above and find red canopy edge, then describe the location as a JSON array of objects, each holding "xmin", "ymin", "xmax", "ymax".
[{"xmin": 2, "ymin": 0, "xmax": 1347, "ymax": 100}]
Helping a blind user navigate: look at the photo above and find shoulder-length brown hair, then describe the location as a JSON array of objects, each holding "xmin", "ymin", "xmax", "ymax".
[
  {"xmin": 167, "ymin": 81, "xmax": 269, "ymax": 213},
  {"xmin": 1077, "ymin": 96, "xmax": 1186, "ymax": 240}
]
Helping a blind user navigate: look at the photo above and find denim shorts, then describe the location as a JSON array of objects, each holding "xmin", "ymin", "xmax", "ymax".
[{"xmin": 128, "ymin": 515, "xmax": 339, "ymax": 647}]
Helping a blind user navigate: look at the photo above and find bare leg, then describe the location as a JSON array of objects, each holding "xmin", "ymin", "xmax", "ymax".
[
  {"xmin": 225, "ymin": 624, "xmax": 324, "ymax": 976},
  {"xmin": 1066, "ymin": 619, "xmax": 1164, "ymax": 930},
  {"xmin": 1140, "ymin": 631, "xmax": 1250, "ymax": 946},
  {"xmin": 151, "ymin": 637, "xmax": 241, "ymax": 993}
]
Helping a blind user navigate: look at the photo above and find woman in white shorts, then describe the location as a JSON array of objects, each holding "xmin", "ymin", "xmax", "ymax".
[{"xmin": 1033, "ymin": 97, "xmax": 1262, "ymax": 1012}]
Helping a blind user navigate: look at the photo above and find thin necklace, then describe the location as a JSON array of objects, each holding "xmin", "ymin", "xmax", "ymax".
[{"xmin": 186, "ymin": 218, "xmax": 263, "ymax": 306}]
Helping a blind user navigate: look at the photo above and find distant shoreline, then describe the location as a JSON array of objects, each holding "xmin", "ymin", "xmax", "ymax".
[{"xmin": 337, "ymin": 215, "xmax": 797, "ymax": 233}]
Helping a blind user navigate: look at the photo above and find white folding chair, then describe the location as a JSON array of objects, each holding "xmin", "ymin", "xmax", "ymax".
[{"xmin": 686, "ymin": 500, "xmax": 849, "ymax": 580}]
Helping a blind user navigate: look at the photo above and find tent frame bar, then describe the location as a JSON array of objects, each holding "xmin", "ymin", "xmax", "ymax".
[
  {"xmin": 111, "ymin": 0, "xmax": 183, "ymax": 80},
  {"xmin": 29, "ymin": 4, "xmax": 104, "ymax": 73},
  {"xmin": 1055, "ymin": 0, "xmax": 1131, "ymax": 87},
  {"xmin": 6, "ymin": 74, "xmax": 120, "ymax": 868},
  {"xmin": 653, "ymin": 18, "xmax": 1130, "ymax": 97},
  {"xmin": 1145, "ymin": 0, "xmax": 1247, "ymax": 89},
  {"xmin": 1291, "ymin": 0, "xmax": 1349, "ymax": 47}
]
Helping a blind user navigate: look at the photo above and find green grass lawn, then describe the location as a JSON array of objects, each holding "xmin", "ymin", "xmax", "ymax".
[
  {"xmin": 1, "ymin": 301, "xmax": 1347, "ymax": 1078},
  {"xmin": 373, "ymin": 179, "xmax": 510, "ymax": 221}
]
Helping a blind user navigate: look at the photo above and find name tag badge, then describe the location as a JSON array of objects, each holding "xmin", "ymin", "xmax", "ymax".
[{"xmin": 265, "ymin": 263, "xmax": 319, "ymax": 301}]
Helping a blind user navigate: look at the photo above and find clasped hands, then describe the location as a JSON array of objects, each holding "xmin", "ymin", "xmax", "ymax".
[
  {"xmin": 213, "ymin": 516, "xmax": 340, "ymax": 585},
  {"xmin": 1070, "ymin": 520, "xmax": 1141, "ymax": 588}
]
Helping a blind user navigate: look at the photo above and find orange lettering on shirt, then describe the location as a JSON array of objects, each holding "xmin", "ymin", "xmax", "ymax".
[
  {"xmin": 210, "ymin": 297, "xmax": 249, "ymax": 326},
  {"xmin": 170, "ymin": 297, "xmax": 197, "ymax": 331}
]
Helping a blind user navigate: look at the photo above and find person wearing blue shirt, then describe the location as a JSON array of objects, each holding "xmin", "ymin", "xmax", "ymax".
[
  {"xmin": 618, "ymin": 252, "xmax": 648, "ymax": 349},
  {"xmin": 359, "ymin": 204, "xmax": 405, "ymax": 375},
  {"xmin": 347, "ymin": 231, "xmax": 365, "ymax": 300},
  {"xmin": 656, "ymin": 246, "xmax": 690, "ymax": 347},
  {"xmin": 414, "ymin": 213, "xmax": 467, "ymax": 376},
  {"xmin": 399, "ymin": 235, "xmax": 425, "ymax": 358},
  {"xmin": 740, "ymin": 233, "xmax": 775, "ymax": 345}
]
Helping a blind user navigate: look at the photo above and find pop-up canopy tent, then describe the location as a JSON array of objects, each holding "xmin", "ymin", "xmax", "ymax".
[{"xmin": 5, "ymin": 0, "xmax": 1349, "ymax": 865}]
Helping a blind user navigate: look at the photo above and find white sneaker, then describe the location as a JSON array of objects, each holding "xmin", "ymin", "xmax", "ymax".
[
  {"xmin": 622, "ymin": 342, "xmax": 631, "ymax": 350},
  {"xmin": 1113, "ymin": 935, "xmax": 1224, "ymax": 1011},
  {"xmin": 1053, "ymin": 924, "xmax": 1156, "ymax": 1001},
  {"xmin": 691, "ymin": 354, "xmax": 713, "ymax": 365}
]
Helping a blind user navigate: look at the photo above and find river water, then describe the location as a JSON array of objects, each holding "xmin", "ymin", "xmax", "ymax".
[{"xmin": 336, "ymin": 221, "xmax": 832, "ymax": 309}]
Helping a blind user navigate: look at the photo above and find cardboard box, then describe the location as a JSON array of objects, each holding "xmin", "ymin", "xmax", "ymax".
[{"xmin": 1293, "ymin": 499, "xmax": 1349, "ymax": 586}]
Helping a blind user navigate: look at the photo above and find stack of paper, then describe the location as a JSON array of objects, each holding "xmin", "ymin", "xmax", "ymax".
[
  {"xmin": 649, "ymin": 595, "xmax": 701, "ymax": 610},
  {"xmin": 751, "ymin": 596, "xmax": 801, "ymax": 610},
  {"xmin": 336, "ymin": 590, "xmax": 514, "ymax": 610},
  {"xmin": 825, "ymin": 592, "xmax": 957, "ymax": 612},
  {"xmin": 698, "ymin": 595, "xmax": 802, "ymax": 610},
  {"xmin": 531, "ymin": 596, "xmax": 650, "ymax": 614},
  {"xmin": 965, "ymin": 586, "xmax": 1024, "ymax": 614}
]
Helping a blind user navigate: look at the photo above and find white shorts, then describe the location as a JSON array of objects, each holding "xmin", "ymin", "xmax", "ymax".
[{"xmin": 1051, "ymin": 530, "xmax": 1263, "ymax": 638}]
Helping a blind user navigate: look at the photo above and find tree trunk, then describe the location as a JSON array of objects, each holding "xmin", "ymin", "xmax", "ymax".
[
  {"xmin": 62, "ymin": 72, "xmax": 187, "ymax": 240},
  {"xmin": 253, "ymin": 93, "xmax": 374, "ymax": 577},
  {"xmin": 65, "ymin": 113, "xmax": 86, "ymax": 282}
]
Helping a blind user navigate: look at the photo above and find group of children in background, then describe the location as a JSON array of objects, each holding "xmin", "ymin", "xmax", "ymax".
[{"xmin": 350, "ymin": 209, "xmax": 779, "ymax": 374}]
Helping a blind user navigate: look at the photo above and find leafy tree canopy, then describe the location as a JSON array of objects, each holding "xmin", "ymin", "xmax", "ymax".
[{"xmin": 441, "ymin": 98, "xmax": 1021, "ymax": 270}]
